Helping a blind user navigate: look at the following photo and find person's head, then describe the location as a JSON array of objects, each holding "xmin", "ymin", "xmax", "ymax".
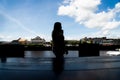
[{"xmin": 54, "ymin": 22, "xmax": 62, "ymax": 31}]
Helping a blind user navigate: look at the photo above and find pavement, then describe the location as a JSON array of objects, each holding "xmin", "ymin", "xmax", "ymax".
[{"xmin": 0, "ymin": 56, "xmax": 120, "ymax": 80}]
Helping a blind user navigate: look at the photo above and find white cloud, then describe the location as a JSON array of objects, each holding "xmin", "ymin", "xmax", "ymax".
[{"xmin": 58, "ymin": 0, "xmax": 120, "ymax": 37}]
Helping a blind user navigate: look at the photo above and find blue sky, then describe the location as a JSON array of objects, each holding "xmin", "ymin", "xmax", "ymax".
[{"xmin": 0, "ymin": 0, "xmax": 120, "ymax": 41}]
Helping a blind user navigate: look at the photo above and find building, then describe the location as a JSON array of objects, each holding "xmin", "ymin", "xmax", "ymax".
[
  {"xmin": 80, "ymin": 37, "xmax": 114, "ymax": 45},
  {"xmin": 11, "ymin": 38, "xmax": 27, "ymax": 45},
  {"xmin": 18, "ymin": 38, "xmax": 28, "ymax": 45},
  {"xmin": 31, "ymin": 36, "xmax": 46, "ymax": 45}
]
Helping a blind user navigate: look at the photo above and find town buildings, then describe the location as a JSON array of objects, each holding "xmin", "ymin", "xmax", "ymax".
[
  {"xmin": 10, "ymin": 36, "xmax": 46, "ymax": 45},
  {"xmin": 1, "ymin": 36, "xmax": 120, "ymax": 46},
  {"xmin": 80, "ymin": 37, "xmax": 120, "ymax": 45},
  {"xmin": 31, "ymin": 36, "xmax": 46, "ymax": 45}
]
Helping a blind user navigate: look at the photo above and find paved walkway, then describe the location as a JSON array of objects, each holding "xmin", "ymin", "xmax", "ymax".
[{"xmin": 0, "ymin": 56, "xmax": 120, "ymax": 80}]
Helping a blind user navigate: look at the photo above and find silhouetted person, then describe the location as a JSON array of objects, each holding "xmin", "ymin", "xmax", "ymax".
[
  {"xmin": 52, "ymin": 58, "xmax": 64, "ymax": 76},
  {"xmin": 52, "ymin": 22, "xmax": 66, "ymax": 58},
  {"xmin": 52, "ymin": 22, "xmax": 66, "ymax": 76}
]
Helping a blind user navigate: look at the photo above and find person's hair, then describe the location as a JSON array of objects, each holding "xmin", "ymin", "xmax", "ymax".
[{"xmin": 54, "ymin": 22, "xmax": 62, "ymax": 31}]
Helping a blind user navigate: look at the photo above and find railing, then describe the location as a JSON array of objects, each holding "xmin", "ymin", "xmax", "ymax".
[
  {"xmin": 0, "ymin": 44, "xmax": 120, "ymax": 63},
  {"xmin": 0, "ymin": 44, "xmax": 24, "ymax": 63}
]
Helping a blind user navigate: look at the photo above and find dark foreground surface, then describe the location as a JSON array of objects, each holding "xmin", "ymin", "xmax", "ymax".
[{"xmin": 0, "ymin": 56, "xmax": 120, "ymax": 80}]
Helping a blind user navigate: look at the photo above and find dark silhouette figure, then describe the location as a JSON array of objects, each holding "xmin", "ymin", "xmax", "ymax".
[
  {"xmin": 52, "ymin": 22, "xmax": 66, "ymax": 58},
  {"xmin": 52, "ymin": 58, "xmax": 64, "ymax": 76},
  {"xmin": 52, "ymin": 22, "xmax": 66, "ymax": 76}
]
